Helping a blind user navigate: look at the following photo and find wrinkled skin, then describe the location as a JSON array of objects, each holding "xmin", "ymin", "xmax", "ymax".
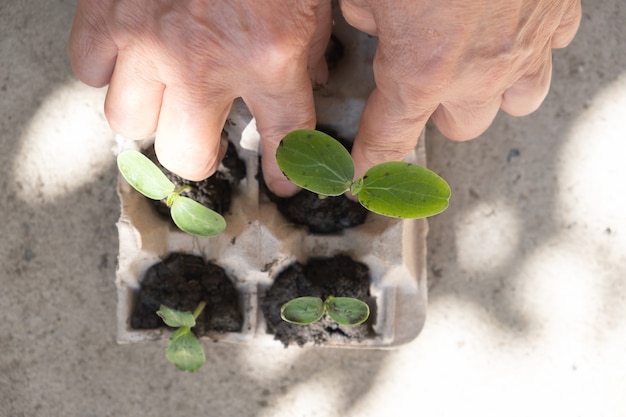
[
  {"xmin": 339, "ymin": 0, "xmax": 581, "ymax": 179},
  {"xmin": 69, "ymin": 0, "xmax": 332, "ymax": 193},
  {"xmin": 69, "ymin": 0, "xmax": 581, "ymax": 195}
]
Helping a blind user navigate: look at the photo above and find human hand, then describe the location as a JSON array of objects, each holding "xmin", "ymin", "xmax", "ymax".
[
  {"xmin": 339, "ymin": 0, "xmax": 581, "ymax": 179},
  {"xmin": 69, "ymin": 0, "xmax": 332, "ymax": 196}
]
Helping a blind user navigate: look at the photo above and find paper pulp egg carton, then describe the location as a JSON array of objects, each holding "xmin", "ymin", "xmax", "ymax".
[{"xmin": 115, "ymin": 20, "xmax": 429, "ymax": 348}]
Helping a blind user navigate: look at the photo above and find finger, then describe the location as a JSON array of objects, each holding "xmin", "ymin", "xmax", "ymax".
[
  {"xmin": 154, "ymin": 88, "xmax": 234, "ymax": 181},
  {"xmin": 501, "ymin": 49, "xmax": 552, "ymax": 117},
  {"xmin": 68, "ymin": 1, "xmax": 118, "ymax": 87},
  {"xmin": 338, "ymin": 0, "xmax": 378, "ymax": 36},
  {"xmin": 551, "ymin": 0, "xmax": 582, "ymax": 48},
  {"xmin": 431, "ymin": 95, "xmax": 503, "ymax": 141},
  {"xmin": 104, "ymin": 52, "xmax": 164, "ymax": 140},
  {"xmin": 307, "ymin": 0, "xmax": 333, "ymax": 87},
  {"xmin": 351, "ymin": 87, "xmax": 434, "ymax": 180},
  {"xmin": 244, "ymin": 68, "xmax": 317, "ymax": 197}
]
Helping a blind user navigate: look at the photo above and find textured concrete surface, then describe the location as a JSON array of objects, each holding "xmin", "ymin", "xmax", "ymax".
[{"xmin": 1, "ymin": 1, "xmax": 624, "ymax": 416}]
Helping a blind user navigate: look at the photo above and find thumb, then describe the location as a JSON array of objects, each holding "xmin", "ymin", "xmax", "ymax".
[
  {"xmin": 351, "ymin": 87, "xmax": 434, "ymax": 181},
  {"xmin": 339, "ymin": 0, "xmax": 432, "ymax": 178},
  {"xmin": 244, "ymin": 69, "xmax": 317, "ymax": 197},
  {"xmin": 245, "ymin": 2, "xmax": 331, "ymax": 197}
]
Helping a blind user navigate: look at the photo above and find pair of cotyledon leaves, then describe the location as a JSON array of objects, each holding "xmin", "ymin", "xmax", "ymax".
[
  {"xmin": 157, "ymin": 303, "xmax": 206, "ymax": 372},
  {"xmin": 276, "ymin": 129, "xmax": 451, "ymax": 219},
  {"xmin": 117, "ymin": 150, "xmax": 226, "ymax": 237},
  {"xmin": 281, "ymin": 296, "xmax": 370, "ymax": 326},
  {"xmin": 118, "ymin": 129, "xmax": 450, "ymax": 236}
]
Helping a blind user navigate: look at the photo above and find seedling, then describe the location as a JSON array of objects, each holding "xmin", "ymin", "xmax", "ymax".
[
  {"xmin": 117, "ymin": 149, "xmax": 226, "ymax": 236},
  {"xmin": 157, "ymin": 302, "xmax": 206, "ymax": 372},
  {"xmin": 276, "ymin": 129, "xmax": 451, "ymax": 218},
  {"xmin": 280, "ymin": 296, "xmax": 370, "ymax": 326}
]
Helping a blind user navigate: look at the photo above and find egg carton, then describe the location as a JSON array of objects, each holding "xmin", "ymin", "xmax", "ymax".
[{"xmin": 114, "ymin": 20, "xmax": 429, "ymax": 348}]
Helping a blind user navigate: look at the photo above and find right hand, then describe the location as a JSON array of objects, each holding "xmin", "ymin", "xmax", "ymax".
[{"xmin": 339, "ymin": 0, "xmax": 582, "ymax": 179}]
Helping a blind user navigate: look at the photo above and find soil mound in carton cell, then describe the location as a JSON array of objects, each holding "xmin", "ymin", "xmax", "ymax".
[
  {"xmin": 131, "ymin": 254, "xmax": 243, "ymax": 336},
  {"xmin": 145, "ymin": 137, "xmax": 246, "ymax": 219},
  {"xmin": 260, "ymin": 127, "xmax": 368, "ymax": 234},
  {"xmin": 265, "ymin": 187, "xmax": 368, "ymax": 234},
  {"xmin": 261, "ymin": 255, "xmax": 375, "ymax": 347}
]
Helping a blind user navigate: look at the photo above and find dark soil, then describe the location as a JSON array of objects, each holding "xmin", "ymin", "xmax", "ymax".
[
  {"xmin": 264, "ymin": 187, "xmax": 368, "ymax": 234},
  {"xmin": 144, "ymin": 133, "xmax": 247, "ymax": 219},
  {"xmin": 261, "ymin": 255, "xmax": 375, "ymax": 347},
  {"xmin": 325, "ymin": 34, "xmax": 345, "ymax": 72},
  {"xmin": 260, "ymin": 127, "xmax": 368, "ymax": 234},
  {"xmin": 131, "ymin": 253, "xmax": 243, "ymax": 336}
]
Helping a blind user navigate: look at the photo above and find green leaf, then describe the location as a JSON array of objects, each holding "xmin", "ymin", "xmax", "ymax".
[
  {"xmin": 280, "ymin": 296, "xmax": 325, "ymax": 325},
  {"xmin": 170, "ymin": 196, "xmax": 226, "ymax": 236},
  {"xmin": 117, "ymin": 149, "xmax": 175, "ymax": 200},
  {"xmin": 358, "ymin": 161, "xmax": 451, "ymax": 218},
  {"xmin": 325, "ymin": 296, "xmax": 370, "ymax": 326},
  {"xmin": 157, "ymin": 305, "xmax": 196, "ymax": 328},
  {"xmin": 165, "ymin": 327, "xmax": 206, "ymax": 372},
  {"xmin": 276, "ymin": 130, "xmax": 354, "ymax": 196}
]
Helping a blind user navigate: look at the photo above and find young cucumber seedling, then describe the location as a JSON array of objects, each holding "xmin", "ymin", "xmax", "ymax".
[
  {"xmin": 281, "ymin": 296, "xmax": 370, "ymax": 326},
  {"xmin": 157, "ymin": 302, "xmax": 207, "ymax": 372},
  {"xmin": 276, "ymin": 129, "xmax": 451, "ymax": 219},
  {"xmin": 117, "ymin": 149, "xmax": 226, "ymax": 236}
]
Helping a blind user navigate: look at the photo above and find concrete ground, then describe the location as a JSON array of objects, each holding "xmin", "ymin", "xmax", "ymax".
[{"xmin": 1, "ymin": 1, "xmax": 624, "ymax": 416}]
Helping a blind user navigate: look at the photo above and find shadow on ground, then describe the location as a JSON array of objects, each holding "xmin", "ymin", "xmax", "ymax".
[
  {"xmin": 2, "ymin": 0, "xmax": 624, "ymax": 415},
  {"xmin": 426, "ymin": 1, "xmax": 626, "ymax": 335}
]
